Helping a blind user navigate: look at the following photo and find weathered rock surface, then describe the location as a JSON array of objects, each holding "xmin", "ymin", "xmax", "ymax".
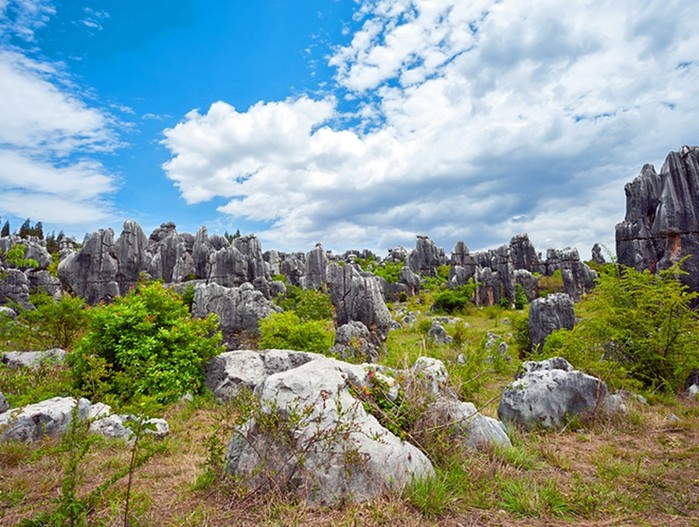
[
  {"xmin": 0, "ymin": 392, "xmax": 7, "ymax": 414},
  {"xmin": 408, "ymin": 236, "xmax": 445, "ymax": 277},
  {"xmin": 544, "ymin": 248, "xmax": 597, "ymax": 301},
  {"xmin": 424, "ymin": 400, "xmax": 511, "ymax": 449},
  {"xmin": 1, "ymin": 349, "xmax": 67, "ymax": 368},
  {"xmin": 328, "ymin": 263, "xmax": 393, "ymax": 343},
  {"xmin": 192, "ymin": 282, "xmax": 280, "ymax": 337},
  {"xmin": 616, "ymin": 146, "xmax": 699, "ymax": 297},
  {"xmin": 205, "ymin": 349, "xmax": 320, "ymax": 401},
  {"xmin": 330, "ymin": 321, "xmax": 380, "ymax": 363},
  {"xmin": 226, "ymin": 357, "xmax": 435, "ymax": 504},
  {"xmin": 427, "ymin": 320, "xmax": 453, "ymax": 345},
  {"xmin": 0, "ymin": 268, "xmax": 31, "ymax": 309},
  {"xmin": 498, "ymin": 358, "xmax": 608, "ymax": 430},
  {"xmin": 58, "ymin": 229, "xmax": 119, "ymax": 304},
  {"xmin": 528, "ymin": 293, "xmax": 575, "ymax": 352},
  {"xmin": 303, "ymin": 243, "xmax": 328, "ymax": 290},
  {"xmin": 0, "ymin": 397, "xmax": 91, "ymax": 441}
]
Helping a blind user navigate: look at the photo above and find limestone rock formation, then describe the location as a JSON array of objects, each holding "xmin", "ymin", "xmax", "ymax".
[
  {"xmin": 528, "ymin": 293, "xmax": 575, "ymax": 352},
  {"xmin": 616, "ymin": 146, "xmax": 699, "ymax": 295},
  {"xmin": 327, "ymin": 263, "xmax": 393, "ymax": 344},
  {"xmin": 303, "ymin": 243, "xmax": 328, "ymax": 290},
  {"xmin": 0, "ymin": 396, "xmax": 91, "ymax": 441},
  {"xmin": 1, "ymin": 349, "xmax": 67, "ymax": 368},
  {"xmin": 0, "ymin": 392, "xmax": 7, "ymax": 414},
  {"xmin": 544, "ymin": 248, "xmax": 597, "ymax": 301},
  {"xmin": 0, "ymin": 268, "xmax": 31, "ymax": 309},
  {"xmin": 58, "ymin": 229, "xmax": 119, "ymax": 304},
  {"xmin": 192, "ymin": 282, "xmax": 280, "ymax": 337},
  {"xmin": 330, "ymin": 321, "xmax": 380, "ymax": 363},
  {"xmin": 498, "ymin": 358, "xmax": 608, "ymax": 429},
  {"xmin": 225, "ymin": 357, "xmax": 435, "ymax": 504},
  {"xmin": 423, "ymin": 400, "xmax": 511, "ymax": 449},
  {"xmin": 408, "ymin": 235, "xmax": 445, "ymax": 277}
]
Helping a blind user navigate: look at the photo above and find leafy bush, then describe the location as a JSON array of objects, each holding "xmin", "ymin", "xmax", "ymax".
[
  {"xmin": 6, "ymin": 292, "xmax": 89, "ymax": 350},
  {"xmin": 543, "ymin": 261, "xmax": 699, "ymax": 392},
  {"xmin": 258, "ymin": 311, "xmax": 333, "ymax": 353},
  {"xmin": 432, "ymin": 282, "xmax": 476, "ymax": 314},
  {"xmin": 2, "ymin": 243, "xmax": 38, "ymax": 269},
  {"xmin": 355, "ymin": 256, "xmax": 404, "ymax": 283},
  {"xmin": 514, "ymin": 283, "xmax": 528, "ymax": 309},
  {"xmin": 276, "ymin": 285, "xmax": 333, "ymax": 321},
  {"xmin": 70, "ymin": 282, "xmax": 223, "ymax": 405}
]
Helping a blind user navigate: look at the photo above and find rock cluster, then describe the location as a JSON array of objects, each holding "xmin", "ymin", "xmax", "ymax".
[{"xmin": 616, "ymin": 145, "xmax": 699, "ymax": 296}]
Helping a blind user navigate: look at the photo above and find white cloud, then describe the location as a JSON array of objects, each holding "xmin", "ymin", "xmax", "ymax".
[
  {"xmin": 0, "ymin": 2, "xmax": 121, "ymax": 227},
  {"xmin": 163, "ymin": 0, "xmax": 699, "ymax": 254}
]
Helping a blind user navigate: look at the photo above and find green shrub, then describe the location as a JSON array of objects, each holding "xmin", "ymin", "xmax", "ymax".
[
  {"xmin": 7, "ymin": 292, "xmax": 89, "ymax": 350},
  {"xmin": 70, "ymin": 282, "xmax": 223, "ymax": 405},
  {"xmin": 355, "ymin": 256, "xmax": 405, "ymax": 284},
  {"xmin": 537, "ymin": 269, "xmax": 564, "ymax": 296},
  {"xmin": 258, "ymin": 311, "xmax": 332, "ymax": 353},
  {"xmin": 276, "ymin": 285, "xmax": 333, "ymax": 321},
  {"xmin": 432, "ymin": 282, "xmax": 476, "ymax": 314},
  {"xmin": 543, "ymin": 261, "xmax": 699, "ymax": 392},
  {"xmin": 514, "ymin": 283, "xmax": 528, "ymax": 309},
  {"xmin": 2, "ymin": 243, "xmax": 38, "ymax": 269}
]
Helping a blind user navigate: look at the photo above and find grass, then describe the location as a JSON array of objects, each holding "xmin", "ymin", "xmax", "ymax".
[{"xmin": 1, "ymin": 296, "xmax": 699, "ymax": 526}]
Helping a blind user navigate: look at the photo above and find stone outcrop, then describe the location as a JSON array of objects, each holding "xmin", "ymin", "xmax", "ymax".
[
  {"xmin": 303, "ymin": 243, "xmax": 328, "ymax": 290},
  {"xmin": 498, "ymin": 358, "xmax": 608, "ymax": 429},
  {"xmin": 616, "ymin": 146, "xmax": 699, "ymax": 296},
  {"xmin": 0, "ymin": 392, "xmax": 8, "ymax": 413},
  {"xmin": 422, "ymin": 400, "xmax": 511, "ymax": 449},
  {"xmin": 0, "ymin": 268, "xmax": 31, "ymax": 309},
  {"xmin": 226, "ymin": 357, "xmax": 435, "ymax": 504},
  {"xmin": 1, "ymin": 349, "xmax": 67, "ymax": 368},
  {"xmin": 330, "ymin": 321, "xmax": 381, "ymax": 363},
  {"xmin": 527, "ymin": 293, "xmax": 575, "ymax": 352},
  {"xmin": 191, "ymin": 282, "xmax": 280, "ymax": 337},
  {"xmin": 544, "ymin": 248, "xmax": 597, "ymax": 301},
  {"xmin": 327, "ymin": 263, "xmax": 393, "ymax": 344},
  {"xmin": 408, "ymin": 236, "xmax": 445, "ymax": 277}
]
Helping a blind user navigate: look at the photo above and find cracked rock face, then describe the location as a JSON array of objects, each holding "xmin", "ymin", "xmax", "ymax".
[
  {"xmin": 616, "ymin": 146, "xmax": 699, "ymax": 297},
  {"xmin": 527, "ymin": 293, "xmax": 575, "ymax": 353}
]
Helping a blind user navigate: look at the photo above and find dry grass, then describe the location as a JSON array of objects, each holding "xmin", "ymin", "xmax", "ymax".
[{"xmin": 1, "ymin": 389, "xmax": 697, "ymax": 527}]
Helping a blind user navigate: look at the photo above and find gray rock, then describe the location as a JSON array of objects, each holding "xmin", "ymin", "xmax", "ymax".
[
  {"xmin": 0, "ymin": 397, "xmax": 91, "ymax": 441},
  {"xmin": 0, "ymin": 268, "xmax": 31, "ymax": 309},
  {"xmin": 591, "ymin": 243, "xmax": 606, "ymax": 265},
  {"xmin": 616, "ymin": 147, "xmax": 699, "ymax": 299},
  {"xmin": 114, "ymin": 220, "xmax": 150, "ymax": 293},
  {"xmin": 408, "ymin": 235, "xmax": 444, "ymax": 277},
  {"xmin": 206, "ymin": 349, "xmax": 320, "ymax": 401},
  {"xmin": 1, "ymin": 349, "xmax": 67, "ymax": 368},
  {"xmin": 399, "ymin": 266, "xmax": 421, "ymax": 296},
  {"xmin": 328, "ymin": 263, "xmax": 393, "ymax": 343},
  {"xmin": 226, "ymin": 357, "xmax": 434, "ymax": 504},
  {"xmin": 26, "ymin": 269, "xmax": 63, "ymax": 299},
  {"xmin": 192, "ymin": 282, "xmax": 281, "ymax": 337},
  {"xmin": 331, "ymin": 321, "xmax": 380, "ymax": 362},
  {"xmin": 528, "ymin": 293, "xmax": 575, "ymax": 352},
  {"xmin": 514, "ymin": 269, "xmax": 539, "ymax": 303},
  {"xmin": 0, "ymin": 306, "xmax": 16, "ymax": 319},
  {"xmin": 498, "ymin": 358, "xmax": 608, "ymax": 430},
  {"xmin": 544, "ymin": 248, "xmax": 596, "ymax": 302},
  {"xmin": 411, "ymin": 357, "xmax": 450, "ymax": 397},
  {"xmin": 0, "ymin": 236, "xmax": 52, "ymax": 270},
  {"xmin": 58, "ymin": 229, "xmax": 119, "ymax": 304},
  {"xmin": 510, "ymin": 234, "xmax": 545, "ymax": 274},
  {"xmin": 427, "ymin": 321, "xmax": 453, "ymax": 345},
  {"xmin": 0, "ymin": 392, "xmax": 7, "ymax": 413},
  {"xmin": 425, "ymin": 400, "xmax": 511, "ymax": 449},
  {"xmin": 303, "ymin": 243, "xmax": 328, "ymax": 290}
]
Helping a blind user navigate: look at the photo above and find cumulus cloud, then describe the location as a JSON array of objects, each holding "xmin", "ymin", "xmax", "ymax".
[
  {"xmin": 163, "ymin": 0, "xmax": 699, "ymax": 253},
  {"xmin": 0, "ymin": 2, "xmax": 120, "ymax": 226}
]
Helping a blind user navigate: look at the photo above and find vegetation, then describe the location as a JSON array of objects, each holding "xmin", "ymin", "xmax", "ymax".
[
  {"xmin": 2, "ymin": 243, "xmax": 39, "ymax": 269},
  {"xmin": 355, "ymin": 255, "xmax": 405, "ymax": 283},
  {"xmin": 258, "ymin": 311, "xmax": 333, "ymax": 353},
  {"xmin": 431, "ymin": 282, "xmax": 477, "ymax": 314},
  {"xmin": 70, "ymin": 282, "xmax": 223, "ymax": 405},
  {"xmin": 543, "ymin": 261, "xmax": 699, "ymax": 392}
]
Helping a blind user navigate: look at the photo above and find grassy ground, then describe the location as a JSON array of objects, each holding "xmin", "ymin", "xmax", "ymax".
[{"xmin": 1, "ymin": 302, "xmax": 698, "ymax": 526}]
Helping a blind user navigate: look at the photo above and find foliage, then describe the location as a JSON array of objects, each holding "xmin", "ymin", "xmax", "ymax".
[
  {"xmin": 431, "ymin": 282, "xmax": 476, "ymax": 314},
  {"xmin": 3, "ymin": 292, "xmax": 89, "ymax": 351},
  {"xmin": 276, "ymin": 285, "xmax": 333, "ymax": 321},
  {"xmin": 2, "ymin": 243, "xmax": 38, "ymax": 269},
  {"xmin": 510, "ymin": 310, "xmax": 531, "ymax": 357},
  {"xmin": 258, "ymin": 311, "xmax": 333, "ymax": 353},
  {"xmin": 0, "ymin": 360, "xmax": 74, "ymax": 407},
  {"xmin": 17, "ymin": 218, "xmax": 43, "ymax": 239},
  {"xmin": 537, "ymin": 269, "xmax": 564, "ymax": 296},
  {"xmin": 70, "ymin": 282, "xmax": 223, "ymax": 405},
  {"xmin": 355, "ymin": 255, "xmax": 404, "ymax": 284},
  {"xmin": 514, "ymin": 283, "xmax": 528, "ymax": 309},
  {"xmin": 543, "ymin": 261, "xmax": 699, "ymax": 392}
]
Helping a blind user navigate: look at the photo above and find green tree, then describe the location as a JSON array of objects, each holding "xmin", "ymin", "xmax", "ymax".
[
  {"xmin": 70, "ymin": 282, "xmax": 223, "ymax": 405},
  {"xmin": 543, "ymin": 260, "xmax": 699, "ymax": 392}
]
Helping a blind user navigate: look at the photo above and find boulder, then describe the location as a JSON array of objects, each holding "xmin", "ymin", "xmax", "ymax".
[
  {"xmin": 327, "ymin": 263, "xmax": 393, "ymax": 343},
  {"xmin": 0, "ymin": 397, "xmax": 91, "ymax": 441},
  {"xmin": 514, "ymin": 269, "xmax": 539, "ymax": 303},
  {"xmin": 205, "ymin": 349, "xmax": 320, "ymax": 401},
  {"xmin": 0, "ymin": 268, "xmax": 31, "ymax": 309},
  {"xmin": 528, "ymin": 293, "xmax": 575, "ymax": 352},
  {"xmin": 498, "ymin": 358, "xmax": 608, "ymax": 430},
  {"xmin": 411, "ymin": 357, "xmax": 450, "ymax": 397},
  {"xmin": 192, "ymin": 282, "xmax": 281, "ymax": 337},
  {"xmin": 57, "ymin": 229, "xmax": 119, "ymax": 304},
  {"xmin": 427, "ymin": 320, "xmax": 453, "ymax": 345},
  {"xmin": 423, "ymin": 400, "xmax": 511, "ymax": 449},
  {"xmin": 26, "ymin": 269, "xmax": 63, "ymax": 299},
  {"xmin": 0, "ymin": 392, "xmax": 7, "ymax": 414},
  {"xmin": 1, "ymin": 349, "xmax": 67, "ymax": 368},
  {"xmin": 330, "ymin": 321, "xmax": 380, "ymax": 363},
  {"xmin": 225, "ymin": 357, "xmax": 434, "ymax": 504}
]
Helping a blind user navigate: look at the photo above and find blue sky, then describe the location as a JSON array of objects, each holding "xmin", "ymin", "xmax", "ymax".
[{"xmin": 1, "ymin": 0, "xmax": 698, "ymax": 256}]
